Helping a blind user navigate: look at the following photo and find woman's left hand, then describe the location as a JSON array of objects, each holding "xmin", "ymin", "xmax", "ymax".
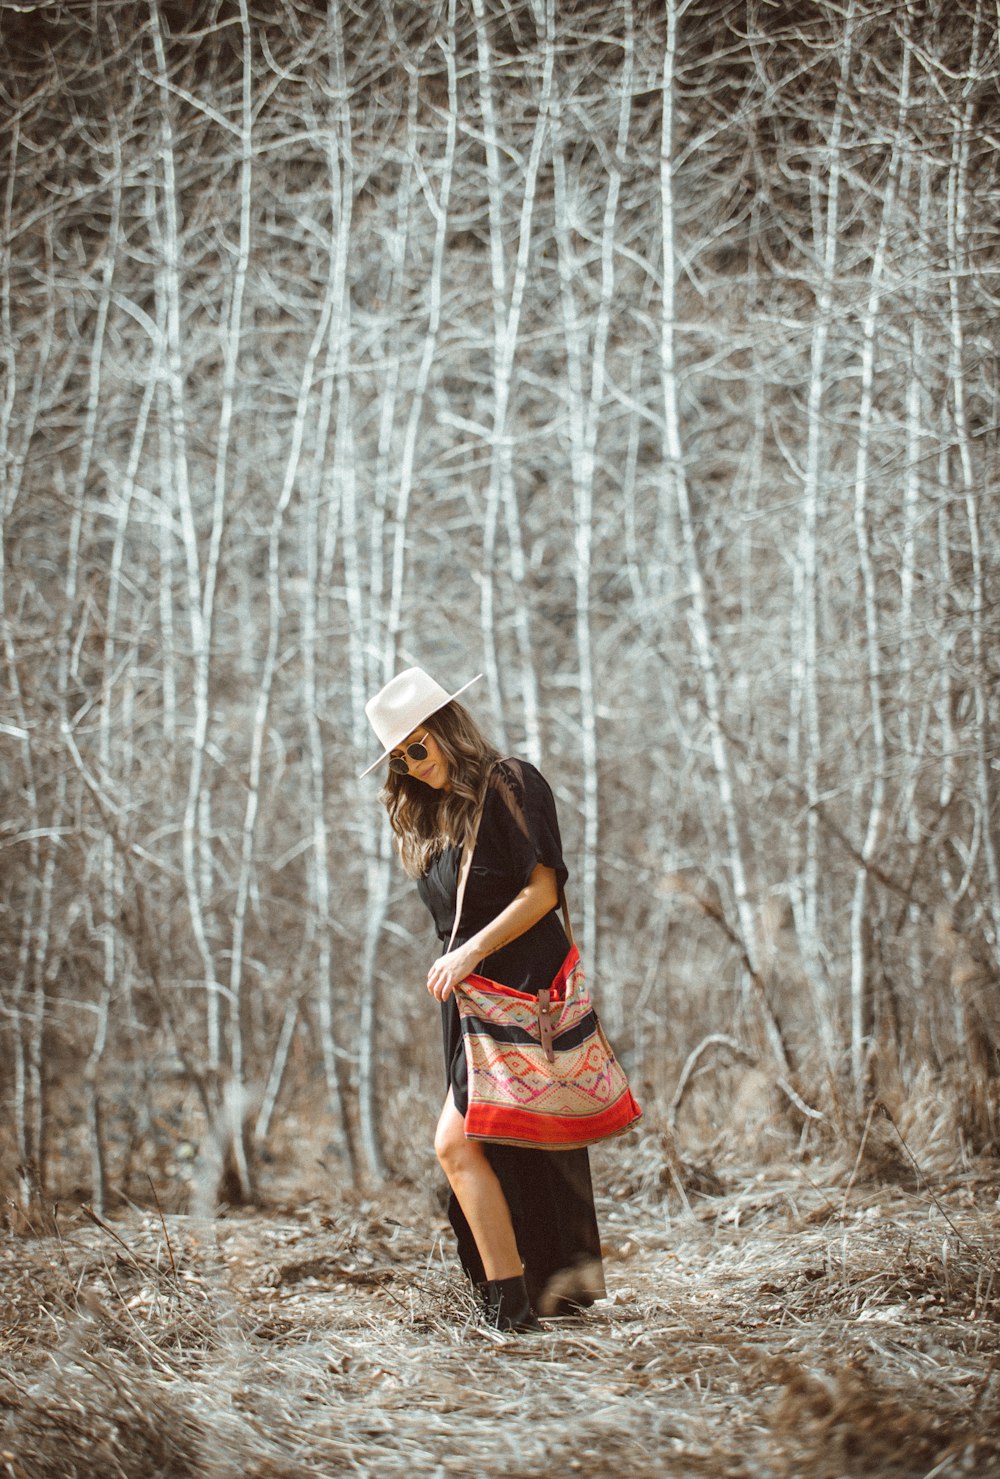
[{"xmin": 426, "ymin": 944, "xmax": 479, "ymax": 1002}]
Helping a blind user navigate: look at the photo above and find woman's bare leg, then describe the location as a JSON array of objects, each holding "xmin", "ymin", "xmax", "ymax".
[{"xmin": 434, "ymin": 1090, "xmax": 522, "ymax": 1280}]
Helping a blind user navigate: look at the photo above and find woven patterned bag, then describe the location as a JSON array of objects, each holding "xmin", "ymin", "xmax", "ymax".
[
  {"xmin": 456, "ymin": 944, "xmax": 642, "ymax": 1149},
  {"xmin": 447, "ymin": 768, "xmax": 642, "ymax": 1151}
]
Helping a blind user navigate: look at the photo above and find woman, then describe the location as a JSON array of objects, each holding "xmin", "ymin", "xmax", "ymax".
[{"xmin": 361, "ymin": 666, "xmax": 605, "ymax": 1332}]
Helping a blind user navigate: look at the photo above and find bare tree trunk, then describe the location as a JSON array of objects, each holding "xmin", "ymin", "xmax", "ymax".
[
  {"xmin": 149, "ymin": 2, "xmax": 220, "ymax": 1068},
  {"xmin": 365, "ymin": 143, "xmax": 409, "ymax": 679},
  {"xmin": 848, "ymin": 30, "xmax": 908, "ymax": 1102},
  {"xmin": 661, "ymin": 0, "xmax": 789, "ymax": 1072},
  {"xmin": 226, "ymin": 179, "xmax": 342, "ymax": 1199},
  {"xmin": 294, "ymin": 1, "xmax": 357, "ymax": 1179},
  {"xmin": 84, "ymin": 988, "xmax": 111, "ymax": 1218},
  {"xmin": 94, "ymin": 117, "xmax": 155, "ymax": 1210},
  {"xmin": 383, "ymin": 71, "xmax": 421, "ymax": 675},
  {"xmin": 896, "ymin": 165, "xmax": 928, "ymax": 1011},
  {"xmin": 255, "ymin": 991, "xmax": 302, "ymax": 1146},
  {"xmin": 338, "ymin": 386, "xmax": 371, "ymax": 1176},
  {"xmin": 472, "ymin": 0, "xmax": 550, "ymax": 758},
  {"xmin": 788, "ymin": 6, "xmax": 854, "ymax": 1074},
  {"xmin": 945, "ymin": 8, "xmax": 1000, "ymax": 967},
  {"xmin": 550, "ymin": 0, "xmax": 633, "ymax": 983},
  {"xmin": 360, "ymin": 0, "xmax": 459, "ymax": 1183},
  {"xmin": 25, "ymin": 123, "xmax": 123, "ymax": 1195},
  {"xmin": 1, "ymin": 123, "xmax": 51, "ymax": 1206},
  {"xmin": 151, "ymin": 217, "xmax": 179, "ymax": 759}
]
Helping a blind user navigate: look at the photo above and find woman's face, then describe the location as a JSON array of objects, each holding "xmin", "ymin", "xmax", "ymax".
[{"xmin": 392, "ymin": 728, "xmax": 450, "ymax": 790}]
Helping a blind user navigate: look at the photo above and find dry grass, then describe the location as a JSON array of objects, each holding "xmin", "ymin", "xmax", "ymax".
[{"xmin": 3, "ymin": 1133, "xmax": 1000, "ymax": 1479}]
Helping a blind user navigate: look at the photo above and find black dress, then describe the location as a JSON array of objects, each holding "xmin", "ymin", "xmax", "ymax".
[{"xmin": 416, "ymin": 758, "xmax": 606, "ymax": 1313}]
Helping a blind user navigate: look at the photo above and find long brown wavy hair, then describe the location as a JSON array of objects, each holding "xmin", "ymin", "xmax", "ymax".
[{"xmin": 378, "ymin": 699, "xmax": 501, "ymax": 878}]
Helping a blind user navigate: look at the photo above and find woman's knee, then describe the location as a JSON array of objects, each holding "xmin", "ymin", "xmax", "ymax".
[{"xmin": 434, "ymin": 1115, "xmax": 474, "ymax": 1177}]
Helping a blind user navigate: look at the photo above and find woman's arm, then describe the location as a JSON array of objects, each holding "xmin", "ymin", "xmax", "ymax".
[{"xmin": 425, "ymin": 863, "xmax": 559, "ymax": 1002}]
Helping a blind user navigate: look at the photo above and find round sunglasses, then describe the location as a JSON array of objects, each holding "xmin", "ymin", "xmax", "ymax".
[{"xmin": 388, "ymin": 733, "xmax": 430, "ymax": 775}]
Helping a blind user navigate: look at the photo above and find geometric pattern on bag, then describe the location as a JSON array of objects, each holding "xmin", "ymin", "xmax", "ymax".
[{"xmin": 456, "ymin": 946, "xmax": 643, "ymax": 1151}]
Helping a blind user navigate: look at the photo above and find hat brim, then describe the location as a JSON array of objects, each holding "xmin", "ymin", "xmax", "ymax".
[{"xmin": 358, "ymin": 673, "xmax": 483, "ymax": 778}]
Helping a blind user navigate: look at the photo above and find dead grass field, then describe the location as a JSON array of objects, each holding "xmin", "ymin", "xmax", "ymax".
[{"xmin": 3, "ymin": 1126, "xmax": 1000, "ymax": 1479}]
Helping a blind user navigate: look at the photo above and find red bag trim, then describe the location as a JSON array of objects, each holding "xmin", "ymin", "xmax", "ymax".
[
  {"xmin": 462, "ymin": 943, "xmax": 581, "ymax": 1004},
  {"xmin": 464, "ymin": 1092, "xmax": 642, "ymax": 1149}
]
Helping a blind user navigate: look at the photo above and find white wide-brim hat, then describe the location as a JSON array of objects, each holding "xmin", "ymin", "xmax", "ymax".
[{"xmin": 359, "ymin": 667, "xmax": 482, "ymax": 777}]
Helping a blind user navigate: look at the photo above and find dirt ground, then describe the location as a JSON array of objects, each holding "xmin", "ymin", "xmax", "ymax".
[{"xmin": 2, "ymin": 1137, "xmax": 1000, "ymax": 1479}]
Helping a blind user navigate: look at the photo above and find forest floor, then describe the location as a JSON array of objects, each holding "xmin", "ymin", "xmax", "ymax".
[{"xmin": 2, "ymin": 1132, "xmax": 1000, "ymax": 1479}]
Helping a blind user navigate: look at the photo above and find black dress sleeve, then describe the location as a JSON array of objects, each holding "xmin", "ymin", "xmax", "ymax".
[{"xmin": 486, "ymin": 758, "xmax": 569, "ymax": 893}]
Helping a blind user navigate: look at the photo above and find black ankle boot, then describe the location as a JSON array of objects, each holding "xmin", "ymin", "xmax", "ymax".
[{"xmin": 485, "ymin": 1275, "xmax": 543, "ymax": 1333}]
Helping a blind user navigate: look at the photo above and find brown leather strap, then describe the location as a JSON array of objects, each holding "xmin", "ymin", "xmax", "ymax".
[
  {"xmin": 537, "ymin": 987, "xmax": 556, "ymax": 1063},
  {"xmin": 446, "ymin": 762, "xmax": 576, "ymax": 1062},
  {"xmin": 558, "ymin": 887, "xmax": 576, "ymax": 948},
  {"xmin": 448, "ymin": 774, "xmax": 575, "ymax": 954},
  {"xmin": 446, "ymin": 788, "xmax": 488, "ymax": 956}
]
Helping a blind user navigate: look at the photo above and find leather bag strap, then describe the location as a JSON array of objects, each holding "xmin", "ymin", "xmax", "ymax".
[
  {"xmin": 447, "ymin": 760, "xmax": 575, "ymax": 954},
  {"xmin": 557, "ymin": 887, "xmax": 576, "ymax": 948},
  {"xmin": 537, "ymin": 987, "xmax": 556, "ymax": 1063},
  {"xmin": 446, "ymin": 791, "xmax": 487, "ymax": 956},
  {"xmin": 446, "ymin": 760, "xmax": 576, "ymax": 1064}
]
